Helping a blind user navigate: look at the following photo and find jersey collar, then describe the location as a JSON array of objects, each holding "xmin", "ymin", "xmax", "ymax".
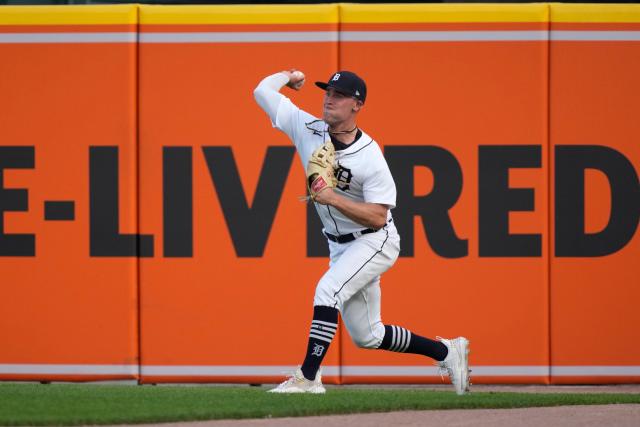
[{"xmin": 330, "ymin": 129, "xmax": 363, "ymax": 151}]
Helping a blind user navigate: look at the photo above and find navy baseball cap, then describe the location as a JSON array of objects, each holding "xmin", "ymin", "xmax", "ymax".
[{"xmin": 315, "ymin": 71, "xmax": 367, "ymax": 103}]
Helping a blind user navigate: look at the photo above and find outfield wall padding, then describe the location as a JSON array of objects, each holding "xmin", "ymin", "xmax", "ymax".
[
  {"xmin": 0, "ymin": 5, "xmax": 140, "ymax": 381},
  {"xmin": 0, "ymin": 3, "xmax": 638, "ymax": 384},
  {"xmin": 549, "ymin": 3, "xmax": 640, "ymax": 384}
]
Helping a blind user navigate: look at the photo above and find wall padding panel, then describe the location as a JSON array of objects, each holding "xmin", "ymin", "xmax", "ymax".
[
  {"xmin": 137, "ymin": 4, "xmax": 341, "ymax": 383},
  {"xmin": 0, "ymin": 5, "xmax": 140, "ymax": 380},
  {"xmin": 338, "ymin": 3, "xmax": 550, "ymax": 384},
  {"xmin": 549, "ymin": 3, "xmax": 640, "ymax": 384}
]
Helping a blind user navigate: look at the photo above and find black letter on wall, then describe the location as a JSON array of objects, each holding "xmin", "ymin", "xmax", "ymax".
[
  {"xmin": 479, "ymin": 145, "xmax": 542, "ymax": 257},
  {"xmin": 386, "ymin": 146, "xmax": 467, "ymax": 258},
  {"xmin": 202, "ymin": 146, "xmax": 295, "ymax": 257},
  {"xmin": 307, "ymin": 201, "xmax": 328, "ymax": 257},
  {"xmin": 556, "ymin": 145, "xmax": 639, "ymax": 257},
  {"xmin": 164, "ymin": 147, "xmax": 193, "ymax": 257},
  {"xmin": 90, "ymin": 146, "xmax": 154, "ymax": 257},
  {"xmin": 0, "ymin": 146, "xmax": 35, "ymax": 256}
]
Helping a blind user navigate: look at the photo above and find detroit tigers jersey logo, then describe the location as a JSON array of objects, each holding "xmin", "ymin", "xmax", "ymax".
[{"xmin": 334, "ymin": 163, "xmax": 353, "ymax": 192}]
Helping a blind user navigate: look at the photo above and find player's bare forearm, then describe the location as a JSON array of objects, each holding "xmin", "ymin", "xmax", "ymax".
[{"xmin": 316, "ymin": 189, "xmax": 388, "ymax": 230}]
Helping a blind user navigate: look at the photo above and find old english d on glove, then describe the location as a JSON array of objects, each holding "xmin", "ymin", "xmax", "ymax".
[{"xmin": 306, "ymin": 141, "xmax": 337, "ymax": 200}]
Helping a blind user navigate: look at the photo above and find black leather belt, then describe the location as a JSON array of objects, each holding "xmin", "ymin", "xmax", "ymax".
[{"xmin": 325, "ymin": 219, "xmax": 392, "ymax": 244}]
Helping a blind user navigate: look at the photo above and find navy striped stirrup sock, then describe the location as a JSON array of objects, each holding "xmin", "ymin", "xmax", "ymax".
[
  {"xmin": 300, "ymin": 305, "xmax": 338, "ymax": 381},
  {"xmin": 378, "ymin": 325, "xmax": 448, "ymax": 362}
]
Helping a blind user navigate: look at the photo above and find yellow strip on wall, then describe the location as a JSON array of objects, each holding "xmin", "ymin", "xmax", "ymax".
[
  {"xmin": 340, "ymin": 3, "xmax": 549, "ymax": 24},
  {"xmin": 551, "ymin": 3, "xmax": 640, "ymax": 23},
  {"xmin": 3, "ymin": 4, "xmax": 640, "ymax": 27},
  {"xmin": 140, "ymin": 5, "xmax": 339, "ymax": 25},
  {"xmin": 0, "ymin": 5, "xmax": 137, "ymax": 25}
]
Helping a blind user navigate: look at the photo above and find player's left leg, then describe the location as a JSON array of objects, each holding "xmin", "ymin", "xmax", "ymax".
[
  {"xmin": 267, "ymin": 302, "xmax": 335, "ymax": 394},
  {"xmin": 289, "ymin": 225, "xmax": 398, "ymax": 389},
  {"xmin": 267, "ymin": 236, "xmax": 352, "ymax": 394}
]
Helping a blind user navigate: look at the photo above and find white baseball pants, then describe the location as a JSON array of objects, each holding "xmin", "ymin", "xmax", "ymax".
[{"xmin": 313, "ymin": 222, "xmax": 401, "ymax": 349}]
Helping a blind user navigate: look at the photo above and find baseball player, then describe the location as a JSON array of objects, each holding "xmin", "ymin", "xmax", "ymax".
[{"xmin": 253, "ymin": 69, "xmax": 470, "ymax": 395}]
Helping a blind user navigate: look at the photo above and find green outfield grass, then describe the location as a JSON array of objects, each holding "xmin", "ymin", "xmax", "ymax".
[{"xmin": 0, "ymin": 383, "xmax": 639, "ymax": 426}]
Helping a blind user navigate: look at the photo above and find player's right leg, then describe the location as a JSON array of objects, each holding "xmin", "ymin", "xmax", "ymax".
[
  {"xmin": 435, "ymin": 337, "xmax": 471, "ymax": 395},
  {"xmin": 341, "ymin": 281, "xmax": 471, "ymax": 395}
]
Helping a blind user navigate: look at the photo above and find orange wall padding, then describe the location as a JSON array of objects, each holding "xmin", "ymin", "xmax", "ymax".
[{"xmin": 0, "ymin": 3, "xmax": 638, "ymax": 384}]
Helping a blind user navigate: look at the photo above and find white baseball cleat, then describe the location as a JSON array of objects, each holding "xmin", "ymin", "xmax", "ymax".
[
  {"xmin": 267, "ymin": 368, "xmax": 326, "ymax": 394},
  {"xmin": 437, "ymin": 337, "xmax": 471, "ymax": 395}
]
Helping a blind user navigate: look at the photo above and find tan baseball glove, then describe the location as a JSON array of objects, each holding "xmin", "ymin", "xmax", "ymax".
[{"xmin": 306, "ymin": 141, "xmax": 337, "ymax": 201}]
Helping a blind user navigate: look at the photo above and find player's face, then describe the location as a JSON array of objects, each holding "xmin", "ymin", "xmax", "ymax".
[{"xmin": 322, "ymin": 87, "xmax": 361, "ymax": 126}]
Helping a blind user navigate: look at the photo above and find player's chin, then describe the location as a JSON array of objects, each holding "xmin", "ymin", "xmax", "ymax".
[{"xmin": 323, "ymin": 111, "xmax": 338, "ymax": 126}]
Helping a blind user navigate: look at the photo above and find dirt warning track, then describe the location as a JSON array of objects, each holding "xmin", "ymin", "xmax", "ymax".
[{"xmin": 131, "ymin": 405, "xmax": 640, "ymax": 427}]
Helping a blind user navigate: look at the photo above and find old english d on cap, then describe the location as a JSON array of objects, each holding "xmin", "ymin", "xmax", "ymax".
[{"xmin": 315, "ymin": 71, "xmax": 367, "ymax": 103}]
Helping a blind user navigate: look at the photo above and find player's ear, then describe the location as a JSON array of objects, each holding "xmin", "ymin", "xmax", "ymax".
[{"xmin": 353, "ymin": 100, "xmax": 364, "ymax": 112}]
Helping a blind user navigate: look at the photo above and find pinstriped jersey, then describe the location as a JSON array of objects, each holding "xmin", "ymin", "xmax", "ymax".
[{"xmin": 271, "ymin": 95, "xmax": 396, "ymax": 236}]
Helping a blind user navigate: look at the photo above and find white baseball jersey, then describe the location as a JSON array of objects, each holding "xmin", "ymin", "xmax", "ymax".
[{"xmin": 254, "ymin": 73, "xmax": 396, "ymax": 235}]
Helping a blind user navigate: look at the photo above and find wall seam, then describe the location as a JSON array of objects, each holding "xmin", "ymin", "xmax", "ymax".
[
  {"xmin": 135, "ymin": 4, "xmax": 143, "ymax": 385},
  {"xmin": 337, "ymin": 2, "xmax": 343, "ymax": 386},
  {"xmin": 546, "ymin": 2, "xmax": 553, "ymax": 386}
]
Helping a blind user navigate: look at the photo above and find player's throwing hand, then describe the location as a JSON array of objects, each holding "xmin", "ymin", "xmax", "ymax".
[{"xmin": 283, "ymin": 69, "xmax": 305, "ymax": 90}]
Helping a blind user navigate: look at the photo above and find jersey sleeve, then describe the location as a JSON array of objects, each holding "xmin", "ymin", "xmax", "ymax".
[
  {"xmin": 253, "ymin": 72, "xmax": 288, "ymax": 123},
  {"xmin": 273, "ymin": 96, "xmax": 303, "ymax": 142},
  {"xmin": 253, "ymin": 72, "xmax": 312, "ymax": 145},
  {"xmin": 362, "ymin": 147, "xmax": 397, "ymax": 209}
]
